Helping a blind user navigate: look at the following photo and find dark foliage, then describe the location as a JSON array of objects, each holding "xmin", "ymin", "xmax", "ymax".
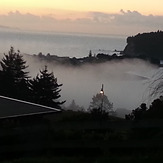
[
  {"xmin": 124, "ymin": 31, "xmax": 163, "ymax": 63},
  {"xmin": 125, "ymin": 103, "xmax": 147, "ymax": 120},
  {"xmin": 29, "ymin": 66, "xmax": 65, "ymax": 109},
  {"xmin": 34, "ymin": 50, "xmax": 124, "ymax": 67},
  {"xmin": 126, "ymin": 98, "xmax": 163, "ymax": 120},
  {"xmin": 89, "ymin": 93, "xmax": 114, "ymax": 115},
  {"xmin": 0, "ymin": 47, "xmax": 64, "ymax": 109},
  {"xmin": 0, "ymin": 47, "xmax": 30, "ymax": 100},
  {"xmin": 1, "ymin": 110, "xmax": 163, "ymax": 162},
  {"xmin": 90, "ymin": 107, "xmax": 109, "ymax": 120},
  {"xmin": 145, "ymin": 98, "xmax": 163, "ymax": 119}
]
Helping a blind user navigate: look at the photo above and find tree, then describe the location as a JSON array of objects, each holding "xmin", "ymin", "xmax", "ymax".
[
  {"xmin": 0, "ymin": 47, "xmax": 29, "ymax": 99},
  {"xmin": 89, "ymin": 93, "xmax": 113, "ymax": 112},
  {"xmin": 125, "ymin": 97, "xmax": 163, "ymax": 120},
  {"xmin": 145, "ymin": 98, "xmax": 163, "ymax": 119},
  {"xmin": 29, "ymin": 66, "xmax": 65, "ymax": 109},
  {"xmin": 66, "ymin": 99, "xmax": 85, "ymax": 111},
  {"xmin": 89, "ymin": 50, "xmax": 92, "ymax": 57},
  {"xmin": 89, "ymin": 93, "xmax": 113, "ymax": 118},
  {"xmin": 125, "ymin": 103, "xmax": 148, "ymax": 120}
]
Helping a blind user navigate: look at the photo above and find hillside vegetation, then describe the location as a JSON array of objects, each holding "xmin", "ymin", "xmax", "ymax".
[{"xmin": 124, "ymin": 31, "xmax": 163, "ymax": 62}]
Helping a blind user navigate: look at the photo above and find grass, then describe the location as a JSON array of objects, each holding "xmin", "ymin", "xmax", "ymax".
[
  {"xmin": 2, "ymin": 155, "xmax": 163, "ymax": 163},
  {"xmin": 1, "ymin": 111, "xmax": 163, "ymax": 162}
]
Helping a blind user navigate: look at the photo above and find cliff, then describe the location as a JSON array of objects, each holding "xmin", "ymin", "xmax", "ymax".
[{"xmin": 123, "ymin": 31, "xmax": 163, "ymax": 60}]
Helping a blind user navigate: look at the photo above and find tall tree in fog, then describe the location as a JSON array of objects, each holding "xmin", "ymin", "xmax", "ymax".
[
  {"xmin": 0, "ymin": 47, "xmax": 29, "ymax": 99},
  {"xmin": 29, "ymin": 66, "xmax": 65, "ymax": 109},
  {"xmin": 66, "ymin": 99, "xmax": 84, "ymax": 111},
  {"xmin": 89, "ymin": 93, "xmax": 113, "ymax": 113}
]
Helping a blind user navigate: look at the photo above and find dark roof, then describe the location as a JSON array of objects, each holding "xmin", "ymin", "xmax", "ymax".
[{"xmin": 0, "ymin": 96, "xmax": 61, "ymax": 119}]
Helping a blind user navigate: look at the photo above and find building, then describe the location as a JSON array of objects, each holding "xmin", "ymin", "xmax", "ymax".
[{"xmin": 0, "ymin": 95, "xmax": 61, "ymax": 120}]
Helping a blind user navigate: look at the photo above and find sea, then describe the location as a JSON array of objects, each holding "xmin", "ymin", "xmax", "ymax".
[{"xmin": 0, "ymin": 30, "xmax": 127, "ymax": 58}]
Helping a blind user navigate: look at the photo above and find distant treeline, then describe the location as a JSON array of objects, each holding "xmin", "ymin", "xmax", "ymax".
[{"xmin": 34, "ymin": 51, "xmax": 124, "ymax": 66}]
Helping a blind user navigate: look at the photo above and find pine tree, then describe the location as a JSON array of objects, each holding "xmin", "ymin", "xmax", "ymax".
[
  {"xmin": 89, "ymin": 93, "xmax": 113, "ymax": 114},
  {"xmin": 1, "ymin": 47, "xmax": 28, "ymax": 81},
  {"xmin": 29, "ymin": 66, "xmax": 65, "ymax": 109},
  {"xmin": 66, "ymin": 99, "xmax": 85, "ymax": 111},
  {"xmin": 0, "ymin": 47, "xmax": 29, "ymax": 99}
]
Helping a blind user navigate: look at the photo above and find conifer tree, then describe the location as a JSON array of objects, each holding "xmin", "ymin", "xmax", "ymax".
[
  {"xmin": 29, "ymin": 66, "xmax": 65, "ymax": 109},
  {"xmin": 0, "ymin": 47, "xmax": 29, "ymax": 99},
  {"xmin": 89, "ymin": 93, "xmax": 114, "ymax": 118}
]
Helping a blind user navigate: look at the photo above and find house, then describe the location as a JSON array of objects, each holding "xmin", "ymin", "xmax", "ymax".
[
  {"xmin": 160, "ymin": 60, "xmax": 163, "ymax": 67},
  {"xmin": 0, "ymin": 95, "xmax": 61, "ymax": 119}
]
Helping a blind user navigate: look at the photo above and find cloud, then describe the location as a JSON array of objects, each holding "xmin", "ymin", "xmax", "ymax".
[
  {"xmin": 0, "ymin": 10, "xmax": 163, "ymax": 35},
  {"xmin": 115, "ymin": 10, "xmax": 163, "ymax": 28},
  {"xmin": 1, "ymin": 11, "xmax": 41, "ymax": 23},
  {"xmin": 89, "ymin": 10, "xmax": 163, "ymax": 28},
  {"xmin": 88, "ymin": 12, "xmax": 114, "ymax": 23},
  {"xmin": 86, "ymin": 10, "xmax": 163, "ymax": 34}
]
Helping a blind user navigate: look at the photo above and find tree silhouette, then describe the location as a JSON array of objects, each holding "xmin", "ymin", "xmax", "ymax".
[
  {"xmin": 66, "ymin": 99, "xmax": 84, "ymax": 111},
  {"xmin": 0, "ymin": 47, "xmax": 29, "ymax": 99},
  {"xmin": 125, "ymin": 103, "xmax": 148, "ymax": 120},
  {"xmin": 145, "ymin": 98, "xmax": 163, "ymax": 119},
  {"xmin": 29, "ymin": 66, "xmax": 65, "ymax": 109},
  {"xmin": 125, "ymin": 99, "xmax": 163, "ymax": 120},
  {"xmin": 89, "ymin": 93, "xmax": 113, "ymax": 113},
  {"xmin": 89, "ymin": 93, "xmax": 113, "ymax": 120}
]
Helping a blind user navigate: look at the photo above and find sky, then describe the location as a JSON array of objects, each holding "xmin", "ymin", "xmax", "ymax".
[{"xmin": 0, "ymin": 0, "xmax": 163, "ymax": 35}]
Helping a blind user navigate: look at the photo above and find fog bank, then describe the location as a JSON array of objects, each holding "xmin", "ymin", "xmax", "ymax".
[{"xmin": 25, "ymin": 55, "xmax": 158, "ymax": 110}]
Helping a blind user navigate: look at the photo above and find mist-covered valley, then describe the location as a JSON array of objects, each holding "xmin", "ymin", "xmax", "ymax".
[{"xmin": 24, "ymin": 54, "xmax": 158, "ymax": 111}]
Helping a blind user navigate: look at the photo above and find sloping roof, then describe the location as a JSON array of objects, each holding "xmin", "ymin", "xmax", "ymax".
[{"xmin": 0, "ymin": 96, "xmax": 61, "ymax": 119}]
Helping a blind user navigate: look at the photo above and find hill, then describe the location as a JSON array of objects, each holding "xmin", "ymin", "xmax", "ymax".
[{"xmin": 123, "ymin": 31, "xmax": 163, "ymax": 63}]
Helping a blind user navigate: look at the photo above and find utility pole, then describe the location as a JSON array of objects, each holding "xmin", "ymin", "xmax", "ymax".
[{"xmin": 100, "ymin": 84, "xmax": 104, "ymax": 112}]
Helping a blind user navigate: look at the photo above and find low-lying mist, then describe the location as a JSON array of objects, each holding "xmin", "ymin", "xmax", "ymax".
[{"xmin": 24, "ymin": 55, "xmax": 158, "ymax": 110}]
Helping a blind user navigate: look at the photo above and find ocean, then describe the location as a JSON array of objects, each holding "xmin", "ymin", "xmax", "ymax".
[{"xmin": 0, "ymin": 30, "xmax": 127, "ymax": 57}]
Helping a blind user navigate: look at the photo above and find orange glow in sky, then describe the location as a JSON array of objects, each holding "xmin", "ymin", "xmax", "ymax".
[
  {"xmin": 0, "ymin": 0, "xmax": 162, "ymax": 35},
  {"xmin": 0, "ymin": 0, "xmax": 163, "ymax": 16}
]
